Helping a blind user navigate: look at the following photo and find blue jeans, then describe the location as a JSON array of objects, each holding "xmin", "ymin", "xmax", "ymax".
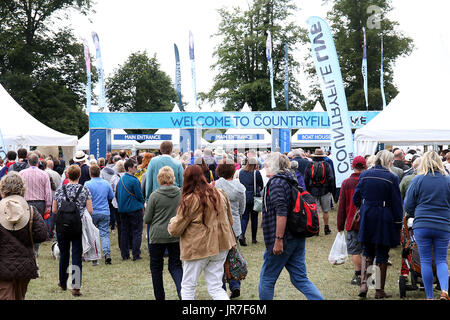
[
  {"xmin": 259, "ymin": 238, "xmax": 324, "ymax": 300},
  {"xmin": 149, "ymin": 242, "xmax": 183, "ymax": 300},
  {"xmin": 57, "ymin": 232, "xmax": 83, "ymax": 289},
  {"xmin": 92, "ymin": 213, "xmax": 111, "ymax": 256},
  {"xmin": 414, "ymin": 228, "xmax": 450, "ymax": 299}
]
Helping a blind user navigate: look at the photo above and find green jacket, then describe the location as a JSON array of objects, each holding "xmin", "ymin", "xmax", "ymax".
[
  {"xmin": 144, "ymin": 185, "xmax": 181, "ymax": 244},
  {"xmin": 400, "ymin": 173, "xmax": 416, "ymax": 200}
]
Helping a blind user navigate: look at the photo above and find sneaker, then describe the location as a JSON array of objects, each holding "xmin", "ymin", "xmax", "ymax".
[
  {"xmin": 133, "ymin": 256, "xmax": 142, "ymax": 261},
  {"xmin": 324, "ymin": 226, "xmax": 331, "ymax": 235},
  {"xmin": 105, "ymin": 254, "xmax": 112, "ymax": 265},
  {"xmin": 351, "ymin": 274, "xmax": 361, "ymax": 286},
  {"xmin": 252, "ymin": 239, "xmax": 258, "ymax": 244},
  {"xmin": 440, "ymin": 291, "xmax": 449, "ymax": 300},
  {"xmin": 230, "ymin": 289, "xmax": 240, "ymax": 299},
  {"xmin": 238, "ymin": 236, "xmax": 247, "ymax": 247},
  {"xmin": 92, "ymin": 260, "xmax": 99, "ymax": 266}
]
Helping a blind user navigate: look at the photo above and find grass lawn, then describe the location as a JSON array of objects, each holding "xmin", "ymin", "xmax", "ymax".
[{"xmin": 26, "ymin": 208, "xmax": 448, "ymax": 300}]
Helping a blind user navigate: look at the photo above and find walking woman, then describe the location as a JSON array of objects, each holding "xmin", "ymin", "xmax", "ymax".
[
  {"xmin": 0, "ymin": 172, "xmax": 48, "ymax": 300},
  {"xmin": 214, "ymin": 158, "xmax": 246, "ymax": 299},
  {"xmin": 238, "ymin": 156, "xmax": 264, "ymax": 245},
  {"xmin": 404, "ymin": 151, "xmax": 450, "ymax": 300},
  {"xmin": 53, "ymin": 165, "xmax": 93, "ymax": 297},
  {"xmin": 353, "ymin": 150, "xmax": 403, "ymax": 299},
  {"xmin": 144, "ymin": 166, "xmax": 183, "ymax": 300},
  {"xmin": 168, "ymin": 165, "xmax": 236, "ymax": 300}
]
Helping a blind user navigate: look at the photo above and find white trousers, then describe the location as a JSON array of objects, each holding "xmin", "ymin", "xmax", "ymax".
[{"xmin": 181, "ymin": 250, "xmax": 230, "ymax": 300}]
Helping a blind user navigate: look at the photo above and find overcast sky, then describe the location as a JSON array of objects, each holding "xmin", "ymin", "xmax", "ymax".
[{"xmin": 67, "ymin": 0, "xmax": 450, "ymax": 111}]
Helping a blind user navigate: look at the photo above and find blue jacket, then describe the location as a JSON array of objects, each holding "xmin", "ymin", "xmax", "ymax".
[
  {"xmin": 353, "ymin": 165, "xmax": 404, "ymax": 247},
  {"xmin": 292, "ymin": 156, "xmax": 310, "ymax": 177},
  {"xmin": 404, "ymin": 172, "xmax": 450, "ymax": 234},
  {"xmin": 85, "ymin": 177, "xmax": 114, "ymax": 215},
  {"xmin": 145, "ymin": 155, "xmax": 184, "ymax": 201},
  {"xmin": 117, "ymin": 173, "xmax": 145, "ymax": 213}
]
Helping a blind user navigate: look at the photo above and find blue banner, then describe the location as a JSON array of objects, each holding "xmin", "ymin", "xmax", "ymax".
[
  {"xmin": 92, "ymin": 32, "xmax": 106, "ymax": 111},
  {"xmin": 307, "ymin": 16, "xmax": 355, "ymax": 188},
  {"xmin": 83, "ymin": 39, "xmax": 92, "ymax": 114},
  {"xmin": 284, "ymin": 43, "xmax": 290, "ymax": 111},
  {"xmin": 174, "ymin": 43, "xmax": 183, "ymax": 111},
  {"xmin": 266, "ymin": 31, "xmax": 276, "ymax": 109},
  {"xmin": 90, "ymin": 111, "xmax": 378, "ymax": 130},
  {"xmin": 298, "ymin": 134, "xmax": 331, "ymax": 141},
  {"xmin": 189, "ymin": 31, "xmax": 198, "ymax": 109},
  {"xmin": 204, "ymin": 134, "xmax": 265, "ymax": 141},
  {"xmin": 114, "ymin": 134, "xmax": 172, "ymax": 141},
  {"xmin": 89, "ymin": 129, "xmax": 111, "ymax": 159},
  {"xmin": 380, "ymin": 36, "xmax": 387, "ymax": 109},
  {"xmin": 362, "ymin": 27, "xmax": 369, "ymax": 110}
]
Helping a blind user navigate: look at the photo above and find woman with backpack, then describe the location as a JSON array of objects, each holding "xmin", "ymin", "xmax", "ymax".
[{"xmin": 52, "ymin": 165, "xmax": 93, "ymax": 297}]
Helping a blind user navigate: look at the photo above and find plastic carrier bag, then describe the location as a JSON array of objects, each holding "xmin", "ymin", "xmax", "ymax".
[{"xmin": 328, "ymin": 232, "xmax": 348, "ymax": 265}]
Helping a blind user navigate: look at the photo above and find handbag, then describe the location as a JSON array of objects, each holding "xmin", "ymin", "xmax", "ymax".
[
  {"xmin": 350, "ymin": 208, "xmax": 360, "ymax": 231},
  {"xmin": 29, "ymin": 206, "xmax": 40, "ymax": 278},
  {"xmin": 252, "ymin": 170, "xmax": 263, "ymax": 212},
  {"xmin": 224, "ymin": 246, "xmax": 248, "ymax": 281}
]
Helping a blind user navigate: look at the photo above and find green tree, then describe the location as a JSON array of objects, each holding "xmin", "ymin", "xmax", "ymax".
[
  {"xmin": 202, "ymin": 0, "xmax": 305, "ymax": 111},
  {"xmin": 0, "ymin": 0, "xmax": 94, "ymax": 138},
  {"xmin": 106, "ymin": 51, "xmax": 177, "ymax": 113},
  {"xmin": 301, "ymin": 0, "xmax": 414, "ymax": 111}
]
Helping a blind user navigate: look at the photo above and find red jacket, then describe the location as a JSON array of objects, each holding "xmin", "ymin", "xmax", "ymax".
[{"xmin": 337, "ymin": 172, "xmax": 361, "ymax": 232}]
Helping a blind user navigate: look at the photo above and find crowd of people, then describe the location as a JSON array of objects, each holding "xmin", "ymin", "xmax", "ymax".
[{"xmin": 0, "ymin": 143, "xmax": 448, "ymax": 301}]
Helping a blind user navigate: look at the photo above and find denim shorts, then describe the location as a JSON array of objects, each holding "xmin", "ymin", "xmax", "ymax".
[{"xmin": 346, "ymin": 231, "xmax": 362, "ymax": 255}]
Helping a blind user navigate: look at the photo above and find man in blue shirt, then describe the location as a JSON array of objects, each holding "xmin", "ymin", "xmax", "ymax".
[
  {"xmin": 85, "ymin": 165, "xmax": 114, "ymax": 265},
  {"xmin": 117, "ymin": 159, "xmax": 145, "ymax": 261}
]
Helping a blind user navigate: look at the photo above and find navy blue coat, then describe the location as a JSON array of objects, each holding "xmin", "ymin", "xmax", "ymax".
[{"xmin": 353, "ymin": 165, "xmax": 403, "ymax": 247}]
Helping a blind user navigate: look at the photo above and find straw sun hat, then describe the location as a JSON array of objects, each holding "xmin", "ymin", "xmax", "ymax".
[{"xmin": 0, "ymin": 195, "xmax": 30, "ymax": 231}]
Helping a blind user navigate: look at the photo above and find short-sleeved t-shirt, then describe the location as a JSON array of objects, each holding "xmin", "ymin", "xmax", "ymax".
[{"xmin": 54, "ymin": 183, "xmax": 92, "ymax": 214}]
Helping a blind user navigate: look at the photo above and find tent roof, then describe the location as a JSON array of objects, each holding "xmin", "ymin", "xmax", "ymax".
[
  {"xmin": 0, "ymin": 84, "xmax": 78, "ymax": 147},
  {"xmin": 354, "ymin": 32, "xmax": 450, "ymax": 146}
]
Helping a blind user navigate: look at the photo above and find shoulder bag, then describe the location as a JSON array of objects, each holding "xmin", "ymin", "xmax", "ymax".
[{"xmin": 253, "ymin": 170, "xmax": 263, "ymax": 212}]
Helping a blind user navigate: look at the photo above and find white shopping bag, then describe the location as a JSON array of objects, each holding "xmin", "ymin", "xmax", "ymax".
[{"xmin": 328, "ymin": 232, "xmax": 348, "ymax": 265}]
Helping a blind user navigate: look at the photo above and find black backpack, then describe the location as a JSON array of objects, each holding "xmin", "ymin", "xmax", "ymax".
[
  {"xmin": 310, "ymin": 161, "xmax": 326, "ymax": 186},
  {"xmin": 55, "ymin": 185, "xmax": 83, "ymax": 238}
]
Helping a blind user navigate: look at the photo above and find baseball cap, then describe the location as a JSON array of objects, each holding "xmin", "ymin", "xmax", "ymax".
[
  {"xmin": 352, "ymin": 156, "xmax": 367, "ymax": 168},
  {"xmin": 404, "ymin": 153, "xmax": 414, "ymax": 162}
]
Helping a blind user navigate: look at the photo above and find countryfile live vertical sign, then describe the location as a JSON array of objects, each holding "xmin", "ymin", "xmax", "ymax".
[{"xmin": 307, "ymin": 16, "xmax": 354, "ymax": 188}]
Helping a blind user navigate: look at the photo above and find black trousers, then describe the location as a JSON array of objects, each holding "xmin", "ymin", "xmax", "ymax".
[{"xmin": 119, "ymin": 210, "xmax": 143, "ymax": 259}]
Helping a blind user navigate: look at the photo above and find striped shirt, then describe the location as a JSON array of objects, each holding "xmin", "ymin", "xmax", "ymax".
[{"xmin": 20, "ymin": 166, "xmax": 52, "ymax": 211}]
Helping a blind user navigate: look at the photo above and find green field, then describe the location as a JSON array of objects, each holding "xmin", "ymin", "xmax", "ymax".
[{"xmin": 26, "ymin": 208, "xmax": 446, "ymax": 300}]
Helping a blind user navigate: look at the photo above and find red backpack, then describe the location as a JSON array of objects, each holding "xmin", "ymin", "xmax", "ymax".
[{"xmin": 267, "ymin": 175, "xmax": 320, "ymax": 238}]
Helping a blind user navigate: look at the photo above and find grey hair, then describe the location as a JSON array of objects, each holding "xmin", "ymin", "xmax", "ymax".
[
  {"xmin": 264, "ymin": 152, "xmax": 290, "ymax": 174},
  {"xmin": 290, "ymin": 160, "xmax": 299, "ymax": 170},
  {"xmin": 0, "ymin": 171, "xmax": 26, "ymax": 197},
  {"xmin": 375, "ymin": 150, "xmax": 394, "ymax": 169},
  {"xmin": 293, "ymin": 148, "xmax": 304, "ymax": 157},
  {"xmin": 28, "ymin": 153, "xmax": 39, "ymax": 166},
  {"xmin": 412, "ymin": 157, "xmax": 422, "ymax": 170}
]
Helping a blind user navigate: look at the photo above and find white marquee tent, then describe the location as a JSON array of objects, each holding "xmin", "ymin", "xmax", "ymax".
[
  {"xmin": 210, "ymin": 104, "xmax": 272, "ymax": 150},
  {"xmin": 0, "ymin": 84, "xmax": 78, "ymax": 158},
  {"xmin": 354, "ymin": 34, "xmax": 450, "ymax": 156},
  {"xmin": 291, "ymin": 102, "xmax": 331, "ymax": 148}
]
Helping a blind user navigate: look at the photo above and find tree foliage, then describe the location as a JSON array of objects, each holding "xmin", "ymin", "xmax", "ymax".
[
  {"xmin": 203, "ymin": 0, "xmax": 306, "ymax": 111},
  {"xmin": 300, "ymin": 0, "xmax": 414, "ymax": 111},
  {"xmin": 0, "ymin": 0, "xmax": 94, "ymax": 138},
  {"xmin": 106, "ymin": 51, "xmax": 177, "ymax": 113}
]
